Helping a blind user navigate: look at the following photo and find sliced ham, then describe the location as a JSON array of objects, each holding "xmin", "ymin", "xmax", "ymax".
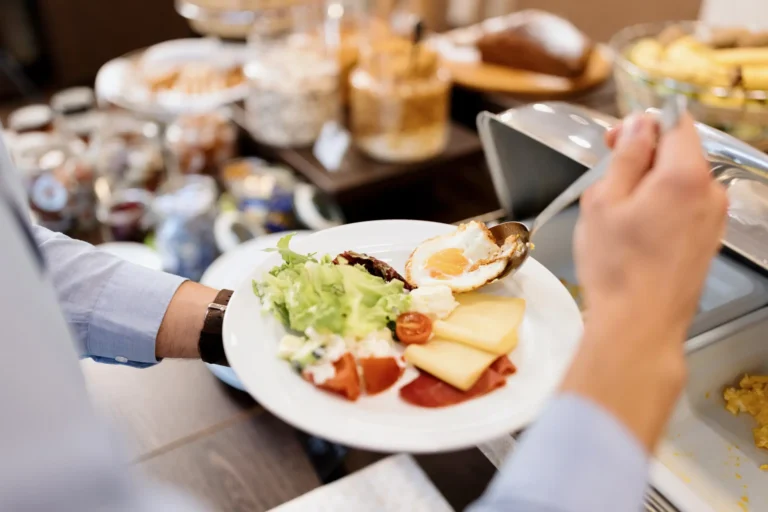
[
  {"xmin": 304, "ymin": 353, "xmax": 361, "ymax": 401},
  {"xmin": 490, "ymin": 355, "xmax": 517, "ymax": 376},
  {"xmin": 399, "ymin": 367, "xmax": 507, "ymax": 408},
  {"xmin": 359, "ymin": 356, "xmax": 405, "ymax": 395}
]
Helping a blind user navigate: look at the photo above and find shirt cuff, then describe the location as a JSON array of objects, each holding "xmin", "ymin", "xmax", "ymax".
[
  {"xmin": 476, "ymin": 393, "xmax": 649, "ymax": 512},
  {"xmin": 87, "ymin": 262, "xmax": 186, "ymax": 366}
]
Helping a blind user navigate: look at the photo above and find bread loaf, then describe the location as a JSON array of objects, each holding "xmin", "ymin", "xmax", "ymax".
[{"xmin": 475, "ymin": 11, "xmax": 593, "ymax": 78}]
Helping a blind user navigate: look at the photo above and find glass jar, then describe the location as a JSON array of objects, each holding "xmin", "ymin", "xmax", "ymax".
[
  {"xmin": 7, "ymin": 104, "xmax": 55, "ymax": 134},
  {"xmin": 350, "ymin": 37, "xmax": 450, "ymax": 163},
  {"xmin": 154, "ymin": 175, "xmax": 219, "ymax": 281},
  {"xmin": 50, "ymin": 87, "xmax": 101, "ymax": 143},
  {"xmin": 97, "ymin": 188, "xmax": 155, "ymax": 243},
  {"xmin": 91, "ymin": 112, "xmax": 166, "ymax": 195},
  {"xmin": 220, "ymin": 157, "xmax": 298, "ymax": 232},
  {"xmin": 14, "ymin": 134, "xmax": 97, "ymax": 236},
  {"xmin": 244, "ymin": 2, "xmax": 341, "ymax": 147},
  {"xmin": 325, "ymin": 0, "xmax": 367, "ymax": 105},
  {"xmin": 165, "ymin": 111, "xmax": 237, "ymax": 177}
]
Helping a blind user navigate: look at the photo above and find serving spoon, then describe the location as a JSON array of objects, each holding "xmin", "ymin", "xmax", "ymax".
[{"xmin": 490, "ymin": 95, "xmax": 687, "ymax": 280}]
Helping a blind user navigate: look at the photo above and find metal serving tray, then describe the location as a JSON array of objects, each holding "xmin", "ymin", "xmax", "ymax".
[
  {"xmin": 477, "ymin": 102, "xmax": 768, "ymax": 511},
  {"xmin": 660, "ymin": 307, "xmax": 768, "ymax": 511}
]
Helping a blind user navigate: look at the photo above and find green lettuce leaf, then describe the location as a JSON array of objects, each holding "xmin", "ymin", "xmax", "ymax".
[{"xmin": 255, "ymin": 235, "xmax": 410, "ymax": 337}]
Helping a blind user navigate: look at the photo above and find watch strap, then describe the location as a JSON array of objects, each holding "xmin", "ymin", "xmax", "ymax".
[{"xmin": 199, "ymin": 289, "xmax": 233, "ymax": 366}]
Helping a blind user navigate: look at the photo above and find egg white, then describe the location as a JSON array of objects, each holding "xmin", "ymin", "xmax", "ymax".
[{"xmin": 405, "ymin": 222, "xmax": 514, "ymax": 292}]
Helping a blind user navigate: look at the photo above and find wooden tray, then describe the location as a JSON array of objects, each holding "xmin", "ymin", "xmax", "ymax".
[{"xmin": 430, "ymin": 30, "xmax": 613, "ymax": 97}]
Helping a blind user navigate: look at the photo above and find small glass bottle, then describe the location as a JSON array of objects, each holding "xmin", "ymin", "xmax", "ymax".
[
  {"xmin": 91, "ymin": 112, "xmax": 166, "ymax": 194},
  {"xmin": 154, "ymin": 175, "xmax": 219, "ymax": 281},
  {"xmin": 349, "ymin": 35, "xmax": 450, "ymax": 163},
  {"xmin": 244, "ymin": 2, "xmax": 341, "ymax": 147},
  {"xmin": 50, "ymin": 87, "xmax": 101, "ymax": 143}
]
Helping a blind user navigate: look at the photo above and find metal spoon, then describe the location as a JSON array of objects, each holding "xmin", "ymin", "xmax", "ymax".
[{"xmin": 490, "ymin": 95, "xmax": 687, "ymax": 280}]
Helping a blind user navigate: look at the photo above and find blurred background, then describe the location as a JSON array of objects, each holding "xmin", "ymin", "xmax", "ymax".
[{"xmin": 0, "ymin": 0, "xmax": 761, "ymax": 284}]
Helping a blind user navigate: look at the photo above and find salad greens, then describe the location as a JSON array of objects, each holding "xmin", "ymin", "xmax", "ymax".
[{"xmin": 254, "ymin": 234, "xmax": 411, "ymax": 338}]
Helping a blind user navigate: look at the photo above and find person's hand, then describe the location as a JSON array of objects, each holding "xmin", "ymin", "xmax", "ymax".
[{"xmin": 561, "ymin": 112, "xmax": 728, "ymax": 451}]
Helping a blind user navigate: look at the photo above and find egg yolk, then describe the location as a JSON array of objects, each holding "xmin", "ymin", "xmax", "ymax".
[{"xmin": 425, "ymin": 248, "xmax": 469, "ymax": 279}]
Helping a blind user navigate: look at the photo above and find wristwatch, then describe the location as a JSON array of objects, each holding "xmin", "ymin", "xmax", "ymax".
[{"xmin": 199, "ymin": 289, "xmax": 234, "ymax": 366}]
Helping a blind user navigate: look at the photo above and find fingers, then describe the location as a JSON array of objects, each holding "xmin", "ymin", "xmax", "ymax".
[
  {"xmin": 604, "ymin": 125, "xmax": 621, "ymax": 149},
  {"xmin": 600, "ymin": 113, "xmax": 659, "ymax": 200},
  {"xmin": 652, "ymin": 113, "xmax": 709, "ymax": 190}
]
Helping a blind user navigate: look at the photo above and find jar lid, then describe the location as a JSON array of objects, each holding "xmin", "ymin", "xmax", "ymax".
[
  {"xmin": 12, "ymin": 133, "xmax": 82, "ymax": 173},
  {"xmin": 8, "ymin": 105, "xmax": 54, "ymax": 133},
  {"xmin": 51, "ymin": 87, "xmax": 96, "ymax": 115}
]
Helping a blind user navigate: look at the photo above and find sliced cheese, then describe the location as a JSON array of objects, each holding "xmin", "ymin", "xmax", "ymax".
[
  {"xmin": 404, "ymin": 339, "xmax": 497, "ymax": 391},
  {"xmin": 433, "ymin": 293, "xmax": 525, "ymax": 356}
]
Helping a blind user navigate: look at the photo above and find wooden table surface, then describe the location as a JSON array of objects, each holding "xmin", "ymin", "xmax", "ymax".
[{"xmin": 81, "ymin": 359, "xmax": 498, "ymax": 511}]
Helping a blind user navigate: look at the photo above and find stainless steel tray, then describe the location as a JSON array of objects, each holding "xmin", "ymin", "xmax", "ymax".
[
  {"xmin": 526, "ymin": 204, "xmax": 768, "ymax": 338},
  {"xmin": 658, "ymin": 308, "xmax": 768, "ymax": 511}
]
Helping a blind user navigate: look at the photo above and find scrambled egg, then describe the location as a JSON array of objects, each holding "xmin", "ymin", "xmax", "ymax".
[{"xmin": 724, "ymin": 375, "xmax": 768, "ymax": 450}]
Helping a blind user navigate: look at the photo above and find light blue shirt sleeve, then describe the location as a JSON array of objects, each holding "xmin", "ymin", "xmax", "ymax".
[
  {"xmin": 33, "ymin": 225, "xmax": 186, "ymax": 368},
  {"xmin": 469, "ymin": 393, "xmax": 649, "ymax": 512}
]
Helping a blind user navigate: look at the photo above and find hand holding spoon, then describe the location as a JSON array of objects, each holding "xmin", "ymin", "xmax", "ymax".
[{"xmin": 489, "ymin": 95, "xmax": 687, "ymax": 280}]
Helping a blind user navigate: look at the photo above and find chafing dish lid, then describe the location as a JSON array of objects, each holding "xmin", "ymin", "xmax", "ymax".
[{"xmin": 478, "ymin": 101, "xmax": 768, "ymax": 273}]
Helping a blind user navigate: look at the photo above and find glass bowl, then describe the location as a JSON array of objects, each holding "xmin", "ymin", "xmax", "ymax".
[{"xmin": 610, "ymin": 21, "xmax": 768, "ymax": 150}]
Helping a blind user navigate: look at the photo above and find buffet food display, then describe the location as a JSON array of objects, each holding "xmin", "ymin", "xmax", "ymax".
[
  {"xmin": 165, "ymin": 111, "xmax": 238, "ymax": 176},
  {"xmin": 612, "ymin": 21, "xmax": 768, "ymax": 149},
  {"xmin": 95, "ymin": 38, "xmax": 250, "ymax": 120},
  {"xmin": 428, "ymin": 10, "xmax": 610, "ymax": 95},
  {"xmin": 14, "ymin": 134, "xmax": 96, "ymax": 236},
  {"xmin": 244, "ymin": 41, "xmax": 340, "ymax": 147},
  {"xmin": 350, "ymin": 38, "xmax": 450, "ymax": 163}
]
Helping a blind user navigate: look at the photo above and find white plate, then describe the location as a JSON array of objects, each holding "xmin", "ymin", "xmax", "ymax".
[
  {"xmin": 201, "ymin": 232, "xmax": 312, "ymax": 392},
  {"xmin": 95, "ymin": 38, "xmax": 249, "ymax": 121},
  {"xmin": 224, "ymin": 220, "xmax": 583, "ymax": 453}
]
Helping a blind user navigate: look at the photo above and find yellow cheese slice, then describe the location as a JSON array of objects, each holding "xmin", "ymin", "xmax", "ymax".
[
  {"xmin": 404, "ymin": 339, "xmax": 497, "ymax": 391},
  {"xmin": 433, "ymin": 293, "xmax": 525, "ymax": 355}
]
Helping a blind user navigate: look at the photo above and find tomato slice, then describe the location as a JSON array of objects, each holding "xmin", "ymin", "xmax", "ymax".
[
  {"xmin": 395, "ymin": 312, "xmax": 432, "ymax": 345},
  {"xmin": 303, "ymin": 353, "xmax": 361, "ymax": 401},
  {"xmin": 359, "ymin": 357, "xmax": 404, "ymax": 395}
]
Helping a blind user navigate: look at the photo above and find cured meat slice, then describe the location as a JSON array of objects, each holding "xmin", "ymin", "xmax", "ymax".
[
  {"xmin": 490, "ymin": 355, "xmax": 517, "ymax": 376},
  {"xmin": 399, "ymin": 367, "xmax": 506, "ymax": 408}
]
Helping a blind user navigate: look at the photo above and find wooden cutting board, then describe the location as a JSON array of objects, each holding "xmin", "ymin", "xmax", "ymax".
[{"xmin": 434, "ymin": 40, "xmax": 613, "ymax": 96}]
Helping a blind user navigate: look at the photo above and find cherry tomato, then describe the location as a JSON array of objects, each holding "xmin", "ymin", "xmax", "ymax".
[{"xmin": 395, "ymin": 312, "xmax": 432, "ymax": 345}]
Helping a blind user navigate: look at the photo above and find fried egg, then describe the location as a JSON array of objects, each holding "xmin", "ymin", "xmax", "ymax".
[{"xmin": 405, "ymin": 221, "xmax": 522, "ymax": 292}]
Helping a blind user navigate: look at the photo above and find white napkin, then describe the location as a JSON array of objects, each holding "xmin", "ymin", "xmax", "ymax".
[{"xmin": 269, "ymin": 454, "xmax": 454, "ymax": 512}]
